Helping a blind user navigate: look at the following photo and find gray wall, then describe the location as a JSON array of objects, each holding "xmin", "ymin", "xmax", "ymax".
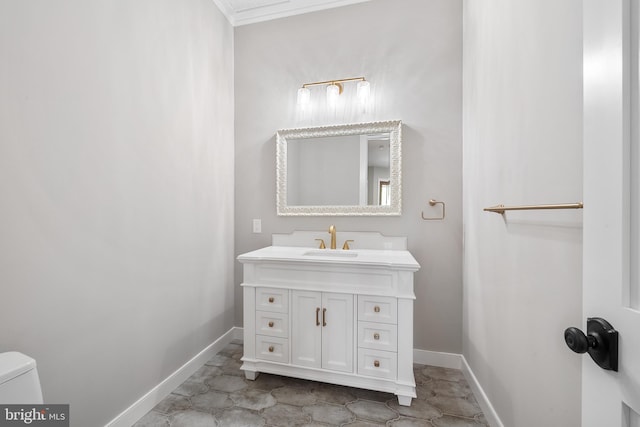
[
  {"xmin": 462, "ymin": 0, "xmax": 583, "ymax": 425},
  {"xmin": 234, "ymin": 0, "xmax": 463, "ymax": 353},
  {"xmin": 0, "ymin": 1, "xmax": 234, "ymax": 425}
]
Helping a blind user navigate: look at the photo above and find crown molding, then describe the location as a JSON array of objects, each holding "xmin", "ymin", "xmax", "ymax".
[{"xmin": 212, "ymin": 0, "xmax": 372, "ymax": 27}]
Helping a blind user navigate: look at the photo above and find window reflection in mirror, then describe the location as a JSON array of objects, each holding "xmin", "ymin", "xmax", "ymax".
[
  {"xmin": 379, "ymin": 180, "xmax": 391, "ymax": 206},
  {"xmin": 367, "ymin": 134, "xmax": 390, "ymax": 206}
]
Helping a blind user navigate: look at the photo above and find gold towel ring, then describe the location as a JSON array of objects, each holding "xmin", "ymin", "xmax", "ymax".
[{"xmin": 421, "ymin": 199, "xmax": 445, "ymax": 221}]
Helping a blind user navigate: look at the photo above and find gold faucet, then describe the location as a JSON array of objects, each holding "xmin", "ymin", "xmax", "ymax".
[{"xmin": 328, "ymin": 225, "xmax": 337, "ymax": 249}]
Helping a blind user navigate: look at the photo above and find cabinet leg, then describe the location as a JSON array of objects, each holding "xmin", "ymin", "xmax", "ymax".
[
  {"xmin": 397, "ymin": 395, "xmax": 412, "ymax": 406},
  {"xmin": 244, "ymin": 371, "xmax": 259, "ymax": 381}
]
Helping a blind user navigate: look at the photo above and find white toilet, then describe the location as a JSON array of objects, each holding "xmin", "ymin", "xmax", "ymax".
[{"xmin": 0, "ymin": 352, "xmax": 43, "ymax": 404}]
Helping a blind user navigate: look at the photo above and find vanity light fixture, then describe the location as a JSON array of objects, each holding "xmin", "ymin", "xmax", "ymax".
[
  {"xmin": 326, "ymin": 83, "xmax": 341, "ymax": 107},
  {"xmin": 296, "ymin": 77, "xmax": 370, "ymax": 108},
  {"xmin": 296, "ymin": 87, "xmax": 311, "ymax": 108},
  {"xmin": 357, "ymin": 80, "xmax": 370, "ymax": 104}
]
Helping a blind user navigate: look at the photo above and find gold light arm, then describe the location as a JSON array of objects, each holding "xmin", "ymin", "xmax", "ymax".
[
  {"xmin": 484, "ymin": 202, "xmax": 584, "ymax": 215},
  {"xmin": 301, "ymin": 76, "xmax": 366, "ymax": 89}
]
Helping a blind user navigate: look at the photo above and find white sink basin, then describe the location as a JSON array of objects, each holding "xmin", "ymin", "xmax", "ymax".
[{"xmin": 303, "ymin": 250, "xmax": 358, "ymax": 258}]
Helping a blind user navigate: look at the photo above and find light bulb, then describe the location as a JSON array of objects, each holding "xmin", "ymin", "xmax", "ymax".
[
  {"xmin": 297, "ymin": 87, "xmax": 310, "ymax": 108},
  {"xmin": 326, "ymin": 83, "xmax": 340, "ymax": 107},
  {"xmin": 357, "ymin": 80, "xmax": 370, "ymax": 104}
]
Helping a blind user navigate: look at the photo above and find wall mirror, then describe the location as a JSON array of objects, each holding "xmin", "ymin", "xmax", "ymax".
[{"xmin": 276, "ymin": 120, "xmax": 402, "ymax": 216}]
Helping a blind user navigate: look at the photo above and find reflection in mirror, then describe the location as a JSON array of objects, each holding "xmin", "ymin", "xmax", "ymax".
[
  {"xmin": 378, "ymin": 180, "xmax": 390, "ymax": 206},
  {"xmin": 367, "ymin": 134, "xmax": 390, "ymax": 206},
  {"xmin": 276, "ymin": 120, "xmax": 401, "ymax": 216}
]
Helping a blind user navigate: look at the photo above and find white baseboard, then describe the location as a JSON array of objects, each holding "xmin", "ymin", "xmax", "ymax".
[
  {"xmin": 413, "ymin": 348, "xmax": 462, "ymax": 369},
  {"xmin": 105, "ymin": 326, "xmax": 241, "ymax": 427},
  {"xmin": 461, "ymin": 355, "xmax": 504, "ymax": 427}
]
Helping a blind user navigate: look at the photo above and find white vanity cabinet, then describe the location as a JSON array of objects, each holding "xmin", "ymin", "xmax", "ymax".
[
  {"xmin": 253, "ymin": 287, "xmax": 289, "ymax": 364},
  {"xmin": 357, "ymin": 295, "xmax": 399, "ymax": 380},
  {"xmin": 291, "ymin": 291, "xmax": 353, "ymax": 373},
  {"xmin": 238, "ymin": 236, "xmax": 420, "ymax": 406}
]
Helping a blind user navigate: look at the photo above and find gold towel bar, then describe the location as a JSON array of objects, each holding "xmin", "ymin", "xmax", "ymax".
[
  {"xmin": 422, "ymin": 199, "xmax": 445, "ymax": 220},
  {"xmin": 484, "ymin": 202, "xmax": 584, "ymax": 215}
]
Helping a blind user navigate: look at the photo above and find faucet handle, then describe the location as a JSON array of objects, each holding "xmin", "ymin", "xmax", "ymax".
[
  {"xmin": 342, "ymin": 240, "xmax": 354, "ymax": 250},
  {"xmin": 315, "ymin": 239, "xmax": 326, "ymax": 249}
]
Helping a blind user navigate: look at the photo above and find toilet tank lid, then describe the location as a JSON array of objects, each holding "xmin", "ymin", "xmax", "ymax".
[{"xmin": 0, "ymin": 352, "xmax": 37, "ymax": 385}]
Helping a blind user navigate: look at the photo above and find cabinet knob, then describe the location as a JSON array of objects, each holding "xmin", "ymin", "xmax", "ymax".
[
  {"xmin": 268, "ymin": 346, "xmax": 274, "ymax": 353},
  {"xmin": 268, "ymin": 297, "xmax": 275, "ymax": 303},
  {"xmin": 268, "ymin": 321, "xmax": 274, "ymax": 328},
  {"xmin": 373, "ymin": 360, "xmax": 380, "ymax": 368},
  {"xmin": 374, "ymin": 306, "xmax": 380, "ymax": 313},
  {"xmin": 373, "ymin": 333, "xmax": 380, "ymax": 340}
]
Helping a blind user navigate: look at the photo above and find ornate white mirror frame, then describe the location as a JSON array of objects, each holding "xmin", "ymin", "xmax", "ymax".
[{"xmin": 276, "ymin": 120, "xmax": 402, "ymax": 216}]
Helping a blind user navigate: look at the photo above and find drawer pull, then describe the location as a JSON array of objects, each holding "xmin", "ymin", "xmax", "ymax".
[
  {"xmin": 316, "ymin": 307, "xmax": 320, "ymax": 326},
  {"xmin": 374, "ymin": 306, "xmax": 381, "ymax": 313},
  {"xmin": 268, "ymin": 346, "xmax": 274, "ymax": 353},
  {"xmin": 374, "ymin": 333, "xmax": 380, "ymax": 340},
  {"xmin": 268, "ymin": 321, "xmax": 274, "ymax": 328},
  {"xmin": 373, "ymin": 360, "xmax": 380, "ymax": 368},
  {"xmin": 268, "ymin": 297, "xmax": 275, "ymax": 303}
]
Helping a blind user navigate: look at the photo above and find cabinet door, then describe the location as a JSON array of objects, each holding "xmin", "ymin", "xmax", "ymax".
[
  {"xmin": 321, "ymin": 293, "xmax": 354, "ymax": 373},
  {"xmin": 291, "ymin": 290, "xmax": 322, "ymax": 368}
]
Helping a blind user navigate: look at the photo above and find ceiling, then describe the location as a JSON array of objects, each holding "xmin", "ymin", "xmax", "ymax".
[{"xmin": 212, "ymin": 0, "xmax": 371, "ymax": 26}]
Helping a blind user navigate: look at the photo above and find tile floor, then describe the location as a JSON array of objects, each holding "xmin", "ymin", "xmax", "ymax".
[{"xmin": 133, "ymin": 340, "xmax": 488, "ymax": 427}]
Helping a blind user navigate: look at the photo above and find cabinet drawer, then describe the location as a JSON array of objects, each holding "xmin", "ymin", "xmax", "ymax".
[
  {"xmin": 358, "ymin": 348, "xmax": 397, "ymax": 380},
  {"xmin": 358, "ymin": 295, "xmax": 397, "ymax": 324},
  {"xmin": 256, "ymin": 288, "xmax": 288, "ymax": 313},
  {"xmin": 256, "ymin": 311, "xmax": 288, "ymax": 338},
  {"xmin": 358, "ymin": 321, "xmax": 397, "ymax": 352},
  {"xmin": 256, "ymin": 336, "xmax": 289, "ymax": 363}
]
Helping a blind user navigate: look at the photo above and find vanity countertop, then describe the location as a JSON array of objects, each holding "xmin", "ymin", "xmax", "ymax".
[{"xmin": 237, "ymin": 245, "xmax": 420, "ymax": 271}]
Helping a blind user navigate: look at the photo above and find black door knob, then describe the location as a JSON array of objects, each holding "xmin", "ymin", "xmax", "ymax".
[
  {"xmin": 564, "ymin": 327, "xmax": 595, "ymax": 354},
  {"xmin": 564, "ymin": 317, "xmax": 618, "ymax": 371}
]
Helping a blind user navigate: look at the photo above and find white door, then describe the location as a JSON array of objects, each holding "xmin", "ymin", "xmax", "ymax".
[
  {"xmin": 321, "ymin": 293, "xmax": 353, "ymax": 373},
  {"xmin": 583, "ymin": 0, "xmax": 640, "ymax": 425},
  {"xmin": 291, "ymin": 290, "xmax": 322, "ymax": 368}
]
